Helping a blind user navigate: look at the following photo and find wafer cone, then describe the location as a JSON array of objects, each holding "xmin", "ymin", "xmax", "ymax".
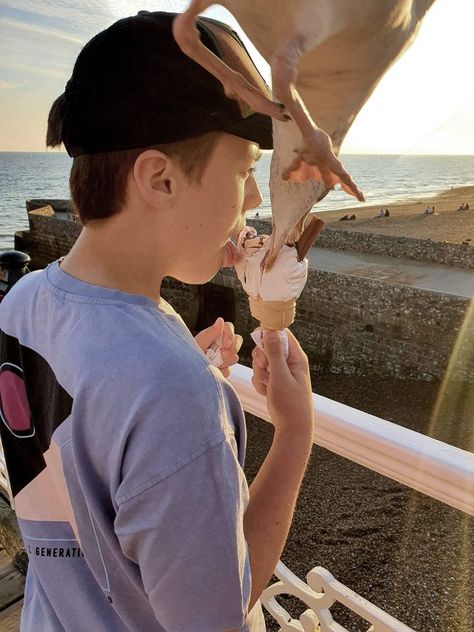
[{"xmin": 249, "ymin": 296, "xmax": 296, "ymax": 331}]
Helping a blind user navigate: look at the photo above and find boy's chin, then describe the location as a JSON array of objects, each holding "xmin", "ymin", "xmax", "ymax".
[{"xmin": 174, "ymin": 262, "xmax": 221, "ymax": 286}]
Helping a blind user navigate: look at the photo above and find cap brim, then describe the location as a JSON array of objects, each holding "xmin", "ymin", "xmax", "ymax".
[{"xmin": 223, "ymin": 112, "xmax": 273, "ymax": 150}]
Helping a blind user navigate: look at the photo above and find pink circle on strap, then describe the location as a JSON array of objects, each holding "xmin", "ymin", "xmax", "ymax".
[{"xmin": 0, "ymin": 369, "xmax": 32, "ymax": 432}]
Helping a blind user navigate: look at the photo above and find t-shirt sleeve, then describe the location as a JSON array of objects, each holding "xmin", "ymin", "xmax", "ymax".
[{"xmin": 114, "ymin": 434, "xmax": 252, "ymax": 632}]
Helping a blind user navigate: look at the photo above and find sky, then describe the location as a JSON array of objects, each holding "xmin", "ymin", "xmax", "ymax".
[{"xmin": 1, "ymin": 0, "xmax": 473, "ymax": 154}]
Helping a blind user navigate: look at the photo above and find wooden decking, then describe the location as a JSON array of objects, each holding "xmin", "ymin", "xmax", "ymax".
[{"xmin": 0, "ymin": 546, "xmax": 24, "ymax": 631}]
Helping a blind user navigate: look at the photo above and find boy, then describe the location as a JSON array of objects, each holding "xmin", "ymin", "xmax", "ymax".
[{"xmin": 0, "ymin": 12, "xmax": 314, "ymax": 631}]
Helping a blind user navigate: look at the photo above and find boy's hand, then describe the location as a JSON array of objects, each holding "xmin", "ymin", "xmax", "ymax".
[
  {"xmin": 194, "ymin": 317, "xmax": 243, "ymax": 378},
  {"xmin": 252, "ymin": 329, "xmax": 314, "ymax": 432}
]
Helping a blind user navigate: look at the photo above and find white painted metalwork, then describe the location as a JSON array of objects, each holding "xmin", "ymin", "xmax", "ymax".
[
  {"xmin": 261, "ymin": 561, "xmax": 414, "ymax": 631},
  {"xmin": 229, "ymin": 363, "xmax": 474, "ymax": 516}
]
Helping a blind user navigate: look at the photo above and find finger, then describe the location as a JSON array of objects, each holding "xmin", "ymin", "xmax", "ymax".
[
  {"xmin": 221, "ymin": 339, "xmax": 242, "ymax": 358},
  {"xmin": 219, "ymin": 352, "xmax": 239, "ymax": 368},
  {"xmin": 254, "ymin": 346, "xmax": 268, "ymax": 369},
  {"xmin": 253, "ymin": 343, "xmax": 266, "ymax": 357},
  {"xmin": 194, "ymin": 317, "xmax": 224, "ymax": 351},
  {"xmin": 251, "ymin": 375, "xmax": 267, "ymax": 397},
  {"xmin": 262, "ymin": 330, "xmax": 290, "ymax": 379},
  {"xmin": 285, "ymin": 329, "xmax": 309, "ymax": 371},
  {"xmin": 222, "ymin": 321, "xmax": 235, "ymax": 349},
  {"xmin": 253, "ymin": 354, "xmax": 268, "ymax": 370},
  {"xmin": 252, "ymin": 361, "xmax": 269, "ymax": 385},
  {"xmin": 234, "ymin": 334, "xmax": 243, "ymax": 353}
]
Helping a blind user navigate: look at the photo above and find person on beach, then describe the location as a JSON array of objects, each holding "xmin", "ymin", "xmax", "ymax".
[{"xmin": 0, "ymin": 12, "xmax": 314, "ymax": 632}]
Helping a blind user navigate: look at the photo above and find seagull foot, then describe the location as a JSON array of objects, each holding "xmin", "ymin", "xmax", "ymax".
[
  {"xmin": 282, "ymin": 129, "xmax": 365, "ymax": 201},
  {"xmin": 223, "ymin": 75, "xmax": 289, "ymax": 121}
]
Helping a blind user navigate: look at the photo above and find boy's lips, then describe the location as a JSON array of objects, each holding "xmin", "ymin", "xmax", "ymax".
[
  {"xmin": 222, "ymin": 239, "xmax": 244, "ymax": 268},
  {"xmin": 221, "ymin": 221, "xmax": 246, "ymax": 268}
]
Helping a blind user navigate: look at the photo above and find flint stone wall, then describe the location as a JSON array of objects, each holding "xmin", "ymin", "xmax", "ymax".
[
  {"xmin": 163, "ymin": 267, "xmax": 473, "ymax": 383},
  {"xmin": 248, "ymin": 218, "xmax": 474, "ymax": 270},
  {"xmin": 14, "ymin": 202, "xmax": 473, "ymax": 382}
]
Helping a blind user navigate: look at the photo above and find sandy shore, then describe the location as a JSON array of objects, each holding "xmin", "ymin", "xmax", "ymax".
[{"xmin": 314, "ymin": 185, "xmax": 474, "ymax": 245}]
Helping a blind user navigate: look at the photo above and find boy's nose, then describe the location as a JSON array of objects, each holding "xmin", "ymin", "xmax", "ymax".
[{"xmin": 245, "ymin": 175, "xmax": 263, "ymax": 211}]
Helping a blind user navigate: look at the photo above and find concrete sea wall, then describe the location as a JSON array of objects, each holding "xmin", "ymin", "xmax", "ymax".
[
  {"xmin": 15, "ymin": 201, "xmax": 474, "ymax": 382},
  {"xmin": 250, "ymin": 219, "xmax": 474, "ymax": 270}
]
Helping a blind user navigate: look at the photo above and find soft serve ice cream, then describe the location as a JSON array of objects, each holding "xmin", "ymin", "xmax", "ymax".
[{"xmin": 234, "ymin": 226, "xmax": 308, "ymax": 331}]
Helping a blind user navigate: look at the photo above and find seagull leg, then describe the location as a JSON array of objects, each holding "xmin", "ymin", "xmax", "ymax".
[
  {"xmin": 271, "ymin": 36, "xmax": 364, "ymax": 201},
  {"xmin": 173, "ymin": 2, "xmax": 287, "ymax": 121}
]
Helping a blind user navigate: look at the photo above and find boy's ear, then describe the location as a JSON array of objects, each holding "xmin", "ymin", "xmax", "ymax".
[{"xmin": 132, "ymin": 149, "xmax": 178, "ymax": 208}]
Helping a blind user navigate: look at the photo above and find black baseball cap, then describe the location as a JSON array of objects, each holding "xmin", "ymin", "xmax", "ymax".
[{"xmin": 58, "ymin": 11, "xmax": 273, "ymax": 157}]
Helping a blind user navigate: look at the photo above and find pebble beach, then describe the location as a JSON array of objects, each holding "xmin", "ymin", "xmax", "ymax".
[{"xmin": 245, "ymin": 375, "xmax": 473, "ymax": 632}]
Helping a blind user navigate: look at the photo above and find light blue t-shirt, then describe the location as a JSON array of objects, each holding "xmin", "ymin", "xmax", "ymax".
[{"xmin": 0, "ymin": 261, "xmax": 265, "ymax": 631}]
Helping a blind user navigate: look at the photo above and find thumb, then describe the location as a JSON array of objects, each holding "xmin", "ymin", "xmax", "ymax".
[
  {"xmin": 262, "ymin": 330, "xmax": 289, "ymax": 378},
  {"xmin": 195, "ymin": 317, "xmax": 224, "ymax": 351},
  {"xmin": 213, "ymin": 316, "xmax": 224, "ymax": 330}
]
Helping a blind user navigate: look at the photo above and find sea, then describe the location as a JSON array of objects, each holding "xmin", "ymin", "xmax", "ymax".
[{"xmin": 1, "ymin": 151, "xmax": 474, "ymax": 251}]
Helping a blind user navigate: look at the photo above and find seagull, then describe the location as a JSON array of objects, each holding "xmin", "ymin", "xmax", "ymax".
[{"xmin": 174, "ymin": 0, "xmax": 436, "ymax": 267}]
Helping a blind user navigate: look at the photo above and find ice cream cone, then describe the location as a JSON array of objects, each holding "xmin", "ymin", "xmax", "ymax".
[{"xmin": 249, "ymin": 296, "xmax": 296, "ymax": 331}]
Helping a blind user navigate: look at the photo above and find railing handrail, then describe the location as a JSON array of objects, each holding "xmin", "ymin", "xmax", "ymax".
[{"xmin": 229, "ymin": 364, "xmax": 474, "ymax": 516}]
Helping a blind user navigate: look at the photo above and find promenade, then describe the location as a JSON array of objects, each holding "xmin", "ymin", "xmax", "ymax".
[{"xmin": 308, "ymin": 246, "xmax": 474, "ymax": 298}]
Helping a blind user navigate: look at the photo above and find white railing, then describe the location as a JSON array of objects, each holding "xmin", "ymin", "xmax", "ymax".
[
  {"xmin": 229, "ymin": 363, "xmax": 474, "ymax": 631},
  {"xmin": 229, "ymin": 364, "xmax": 474, "ymax": 516},
  {"xmin": 1, "ymin": 365, "xmax": 472, "ymax": 630}
]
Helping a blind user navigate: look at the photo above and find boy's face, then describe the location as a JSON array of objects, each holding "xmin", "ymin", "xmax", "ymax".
[{"xmin": 169, "ymin": 133, "xmax": 263, "ymax": 284}]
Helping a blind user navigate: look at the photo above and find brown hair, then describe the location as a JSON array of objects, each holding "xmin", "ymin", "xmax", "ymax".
[{"xmin": 47, "ymin": 95, "xmax": 221, "ymax": 225}]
